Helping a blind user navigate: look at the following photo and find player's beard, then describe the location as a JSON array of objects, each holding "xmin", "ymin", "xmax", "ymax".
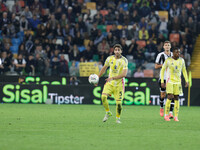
[{"xmin": 115, "ymin": 53, "xmax": 121, "ymax": 58}]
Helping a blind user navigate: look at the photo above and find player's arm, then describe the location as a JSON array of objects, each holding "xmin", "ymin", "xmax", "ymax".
[
  {"xmin": 155, "ymin": 63, "xmax": 162, "ymax": 69},
  {"xmin": 106, "ymin": 69, "xmax": 128, "ymax": 82},
  {"xmin": 160, "ymin": 60, "xmax": 168, "ymax": 88},
  {"xmin": 155, "ymin": 53, "xmax": 163, "ymax": 69},
  {"xmin": 182, "ymin": 60, "xmax": 189, "ymax": 87},
  {"xmin": 98, "ymin": 65, "xmax": 108, "ymax": 78}
]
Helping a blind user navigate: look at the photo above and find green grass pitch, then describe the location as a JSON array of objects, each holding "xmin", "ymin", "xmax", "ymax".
[{"xmin": 0, "ymin": 104, "xmax": 200, "ymax": 150}]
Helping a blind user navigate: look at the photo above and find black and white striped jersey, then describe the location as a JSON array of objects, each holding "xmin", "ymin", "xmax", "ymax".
[{"xmin": 155, "ymin": 51, "xmax": 173, "ymax": 80}]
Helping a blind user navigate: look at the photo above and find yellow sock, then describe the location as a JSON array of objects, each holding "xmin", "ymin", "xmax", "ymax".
[
  {"xmin": 165, "ymin": 99, "xmax": 172, "ymax": 115},
  {"xmin": 101, "ymin": 95, "xmax": 110, "ymax": 112},
  {"xmin": 174, "ymin": 100, "xmax": 179, "ymax": 117},
  {"xmin": 116, "ymin": 100, "xmax": 122, "ymax": 118}
]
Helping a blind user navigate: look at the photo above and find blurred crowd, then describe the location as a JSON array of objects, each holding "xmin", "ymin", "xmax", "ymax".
[{"xmin": 0, "ymin": 0, "xmax": 198, "ymax": 77}]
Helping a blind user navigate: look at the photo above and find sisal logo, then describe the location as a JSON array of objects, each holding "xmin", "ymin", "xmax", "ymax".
[
  {"xmin": 2, "ymin": 84, "xmax": 47, "ymax": 103},
  {"xmin": 92, "ymin": 82, "xmax": 150, "ymax": 105},
  {"xmin": 49, "ymin": 93, "xmax": 84, "ymax": 104}
]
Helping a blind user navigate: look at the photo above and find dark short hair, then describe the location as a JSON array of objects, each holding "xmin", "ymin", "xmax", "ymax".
[
  {"xmin": 113, "ymin": 44, "xmax": 122, "ymax": 50},
  {"xmin": 172, "ymin": 47, "xmax": 180, "ymax": 52}
]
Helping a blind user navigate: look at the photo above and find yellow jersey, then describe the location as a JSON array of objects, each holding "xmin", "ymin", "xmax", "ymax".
[
  {"xmin": 104, "ymin": 55, "xmax": 128, "ymax": 86},
  {"xmin": 161, "ymin": 57, "xmax": 188, "ymax": 84}
]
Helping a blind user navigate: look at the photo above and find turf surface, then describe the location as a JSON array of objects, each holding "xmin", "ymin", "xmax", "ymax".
[{"xmin": 0, "ymin": 104, "xmax": 200, "ymax": 150}]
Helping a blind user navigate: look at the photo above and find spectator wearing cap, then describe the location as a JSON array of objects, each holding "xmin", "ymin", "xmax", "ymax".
[{"xmin": 66, "ymin": 6, "xmax": 75, "ymax": 23}]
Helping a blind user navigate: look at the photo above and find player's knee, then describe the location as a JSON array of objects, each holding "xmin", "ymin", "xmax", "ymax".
[
  {"xmin": 161, "ymin": 92, "xmax": 166, "ymax": 99},
  {"xmin": 167, "ymin": 94, "xmax": 174, "ymax": 100},
  {"xmin": 174, "ymin": 95, "xmax": 179, "ymax": 100},
  {"xmin": 101, "ymin": 94, "xmax": 107, "ymax": 102}
]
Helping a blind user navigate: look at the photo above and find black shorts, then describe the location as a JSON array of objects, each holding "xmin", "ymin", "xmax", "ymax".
[{"xmin": 158, "ymin": 79, "xmax": 166, "ymax": 92}]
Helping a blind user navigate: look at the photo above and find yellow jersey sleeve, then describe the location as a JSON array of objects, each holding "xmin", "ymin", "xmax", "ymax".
[
  {"xmin": 161, "ymin": 58, "xmax": 169, "ymax": 83},
  {"xmin": 104, "ymin": 56, "xmax": 111, "ymax": 67},
  {"xmin": 122, "ymin": 57, "xmax": 128, "ymax": 70},
  {"xmin": 182, "ymin": 59, "xmax": 189, "ymax": 82}
]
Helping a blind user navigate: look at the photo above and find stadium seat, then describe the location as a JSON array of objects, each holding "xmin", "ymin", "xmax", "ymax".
[
  {"xmin": 86, "ymin": 2, "xmax": 96, "ymax": 10},
  {"xmin": 10, "ymin": 46, "xmax": 19, "ymax": 54},
  {"xmin": 19, "ymin": 0, "xmax": 25, "ymax": 7},
  {"xmin": 143, "ymin": 69, "xmax": 154, "ymax": 77},
  {"xmin": 125, "ymin": 40, "xmax": 132, "ymax": 46},
  {"xmin": 68, "ymin": 61, "xmax": 72, "ymax": 68},
  {"xmin": 128, "ymin": 62, "xmax": 136, "ymax": 75},
  {"xmin": 117, "ymin": 25, "xmax": 123, "ymax": 30},
  {"xmin": 90, "ymin": 10, "xmax": 97, "ymax": 19},
  {"xmin": 97, "ymin": 25, "xmax": 106, "ymax": 32},
  {"xmin": 169, "ymin": 33, "xmax": 180, "ymax": 44},
  {"xmin": 102, "ymin": 32, "xmax": 108, "ymax": 37},
  {"xmin": 6, "ymin": 0, "xmax": 15, "ymax": 11},
  {"xmin": 157, "ymin": 11, "xmax": 168, "ymax": 21},
  {"xmin": 84, "ymin": 39, "xmax": 90, "ymax": 47},
  {"xmin": 185, "ymin": 3, "xmax": 192, "ymax": 10},
  {"xmin": 56, "ymin": 39, "xmax": 63, "ymax": 45},
  {"xmin": 93, "ymin": 54, "xmax": 99, "ymax": 61},
  {"xmin": 78, "ymin": 46, "xmax": 86, "ymax": 52},
  {"xmin": 78, "ymin": 0, "xmax": 83, "ymax": 3},
  {"xmin": 100, "ymin": 10, "xmax": 108, "ymax": 17},
  {"xmin": 106, "ymin": 25, "xmax": 113, "ymax": 32},
  {"xmin": 128, "ymin": 25, "xmax": 132, "ymax": 30},
  {"xmin": 136, "ymin": 40, "xmax": 146, "ymax": 48},
  {"xmin": 17, "ymin": 31, "xmax": 24, "ymax": 38},
  {"xmin": 11, "ymin": 38, "xmax": 21, "ymax": 46}
]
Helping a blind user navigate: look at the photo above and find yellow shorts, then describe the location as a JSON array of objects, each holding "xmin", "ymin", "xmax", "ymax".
[
  {"xmin": 166, "ymin": 82, "xmax": 183, "ymax": 95},
  {"xmin": 102, "ymin": 83, "xmax": 125, "ymax": 101}
]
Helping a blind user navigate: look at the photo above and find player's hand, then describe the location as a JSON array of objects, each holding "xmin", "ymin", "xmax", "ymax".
[
  {"xmin": 105, "ymin": 77, "xmax": 113, "ymax": 82},
  {"xmin": 185, "ymin": 82, "xmax": 189, "ymax": 87},
  {"xmin": 161, "ymin": 83, "xmax": 165, "ymax": 88}
]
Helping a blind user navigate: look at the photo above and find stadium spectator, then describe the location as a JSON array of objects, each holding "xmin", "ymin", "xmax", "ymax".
[
  {"xmin": 133, "ymin": 67, "xmax": 144, "ymax": 78},
  {"xmin": 59, "ymin": 54, "xmax": 69, "ymax": 76},
  {"xmin": 13, "ymin": 54, "xmax": 26, "ymax": 75},
  {"xmin": 0, "ymin": 51, "xmax": 11, "ymax": 74},
  {"xmin": 20, "ymin": 6, "xmax": 33, "ymax": 19},
  {"xmin": 25, "ymin": 54, "xmax": 35, "ymax": 75},
  {"xmin": 139, "ymin": 26, "xmax": 149, "ymax": 40}
]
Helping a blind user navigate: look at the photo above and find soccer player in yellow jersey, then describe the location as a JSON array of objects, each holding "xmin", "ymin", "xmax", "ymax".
[
  {"xmin": 161, "ymin": 47, "xmax": 189, "ymax": 121},
  {"xmin": 97, "ymin": 44, "xmax": 128, "ymax": 123}
]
